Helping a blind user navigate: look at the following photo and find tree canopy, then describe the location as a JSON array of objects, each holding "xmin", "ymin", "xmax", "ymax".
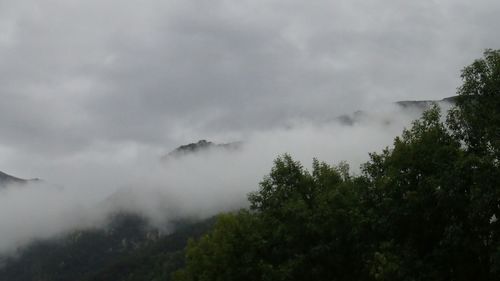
[{"xmin": 174, "ymin": 50, "xmax": 500, "ymax": 281}]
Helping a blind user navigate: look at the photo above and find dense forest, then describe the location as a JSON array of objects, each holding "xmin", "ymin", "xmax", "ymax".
[
  {"xmin": 0, "ymin": 214, "xmax": 216, "ymax": 281},
  {"xmin": 0, "ymin": 50, "xmax": 498, "ymax": 281}
]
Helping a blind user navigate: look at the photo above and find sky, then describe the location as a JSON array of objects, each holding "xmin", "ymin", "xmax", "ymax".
[
  {"xmin": 0, "ymin": 0, "xmax": 499, "ymax": 253},
  {"xmin": 0, "ymin": 0, "xmax": 499, "ymax": 172}
]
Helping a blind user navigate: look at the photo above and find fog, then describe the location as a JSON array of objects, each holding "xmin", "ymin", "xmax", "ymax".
[
  {"xmin": 0, "ymin": 103, "xmax": 447, "ymax": 254},
  {"xmin": 0, "ymin": 0, "xmax": 498, "ymax": 258}
]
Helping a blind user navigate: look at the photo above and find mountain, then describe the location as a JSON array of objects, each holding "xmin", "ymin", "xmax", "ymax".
[
  {"xmin": 0, "ymin": 213, "xmax": 215, "ymax": 281},
  {"xmin": 395, "ymin": 96, "xmax": 456, "ymax": 109},
  {"xmin": 165, "ymin": 98, "xmax": 456, "ymax": 154},
  {"xmin": 164, "ymin": 139, "xmax": 242, "ymax": 159},
  {"xmin": 335, "ymin": 96, "xmax": 456, "ymax": 126},
  {"xmin": 0, "ymin": 170, "xmax": 29, "ymax": 188}
]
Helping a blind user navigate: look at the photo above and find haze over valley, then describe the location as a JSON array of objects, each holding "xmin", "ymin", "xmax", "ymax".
[{"xmin": 0, "ymin": 1, "xmax": 499, "ymax": 280}]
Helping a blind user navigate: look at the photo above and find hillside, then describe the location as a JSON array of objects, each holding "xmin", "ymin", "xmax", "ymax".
[
  {"xmin": 0, "ymin": 213, "xmax": 215, "ymax": 281},
  {"xmin": 395, "ymin": 96, "xmax": 456, "ymax": 109},
  {"xmin": 163, "ymin": 140, "xmax": 242, "ymax": 159},
  {"xmin": 0, "ymin": 171, "xmax": 28, "ymax": 188}
]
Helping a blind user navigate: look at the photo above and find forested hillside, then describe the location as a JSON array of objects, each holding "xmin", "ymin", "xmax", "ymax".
[{"xmin": 0, "ymin": 214, "xmax": 215, "ymax": 281}]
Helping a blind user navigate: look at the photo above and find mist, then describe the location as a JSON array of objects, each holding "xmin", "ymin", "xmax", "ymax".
[{"xmin": 0, "ymin": 102, "xmax": 447, "ymax": 255}]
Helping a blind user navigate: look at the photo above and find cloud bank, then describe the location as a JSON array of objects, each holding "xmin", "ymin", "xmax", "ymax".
[
  {"xmin": 0, "ymin": 0, "xmax": 499, "ymax": 165},
  {"xmin": 0, "ymin": 103, "xmax": 446, "ymax": 254},
  {"xmin": 0, "ymin": 0, "xmax": 498, "ymax": 255}
]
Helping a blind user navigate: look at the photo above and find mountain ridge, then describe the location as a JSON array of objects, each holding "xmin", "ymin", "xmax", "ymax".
[
  {"xmin": 0, "ymin": 170, "xmax": 28, "ymax": 188},
  {"xmin": 0, "ymin": 170, "xmax": 40, "ymax": 188},
  {"xmin": 163, "ymin": 139, "xmax": 243, "ymax": 160}
]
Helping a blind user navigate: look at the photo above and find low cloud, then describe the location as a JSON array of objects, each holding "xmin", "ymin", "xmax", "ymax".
[
  {"xmin": 0, "ymin": 103, "xmax": 445, "ymax": 254},
  {"xmin": 0, "ymin": 0, "xmax": 496, "ymax": 258}
]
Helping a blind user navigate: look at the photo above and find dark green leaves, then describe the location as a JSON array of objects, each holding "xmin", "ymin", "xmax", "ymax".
[{"xmin": 175, "ymin": 50, "xmax": 500, "ymax": 281}]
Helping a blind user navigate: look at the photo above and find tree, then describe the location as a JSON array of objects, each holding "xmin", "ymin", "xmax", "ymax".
[
  {"xmin": 361, "ymin": 105, "xmax": 482, "ymax": 280},
  {"xmin": 175, "ymin": 156, "xmax": 365, "ymax": 281},
  {"xmin": 448, "ymin": 49, "xmax": 500, "ymax": 160},
  {"xmin": 248, "ymin": 155, "xmax": 365, "ymax": 281},
  {"xmin": 174, "ymin": 50, "xmax": 500, "ymax": 281},
  {"xmin": 173, "ymin": 211, "xmax": 264, "ymax": 281},
  {"xmin": 447, "ymin": 49, "xmax": 500, "ymax": 278}
]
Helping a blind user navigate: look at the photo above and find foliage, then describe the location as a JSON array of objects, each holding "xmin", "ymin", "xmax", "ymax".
[
  {"xmin": 175, "ymin": 50, "xmax": 500, "ymax": 281},
  {"xmin": 176, "ymin": 155, "xmax": 366, "ymax": 281},
  {"xmin": 82, "ymin": 217, "xmax": 215, "ymax": 281},
  {"xmin": 448, "ymin": 49, "xmax": 500, "ymax": 160},
  {"xmin": 0, "ymin": 213, "xmax": 151, "ymax": 281},
  {"xmin": 0, "ymin": 214, "xmax": 215, "ymax": 281}
]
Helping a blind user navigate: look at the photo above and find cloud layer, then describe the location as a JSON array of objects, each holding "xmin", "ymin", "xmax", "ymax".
[
  {"xmin": 0, "ymin": 0, "xmax": 498, "ymax": 255},
  {"xmin": 0, "ymin": 103, "xmax": 442, "ymax": 254},
  {"xmin": 1, "ymin": 0, "xmax": 499, "ymax": 168}
]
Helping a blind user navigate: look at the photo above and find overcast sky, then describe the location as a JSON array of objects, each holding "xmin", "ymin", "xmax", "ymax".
[{"xmin": 1, "ymin": 0, "xmax": 499, "ymax": 177}]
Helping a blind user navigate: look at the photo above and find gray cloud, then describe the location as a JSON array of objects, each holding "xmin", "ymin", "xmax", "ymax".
[
  {"xmin": 0, "ymin": 103, "xmax": 432, "ymax": 254},
  {"xmin": 0, "ymin": 0, "xmax": 499, "ymax": 164},
  {"xmin": 0, "ymin": 1, "xmax": 498, "ymax": 250}
]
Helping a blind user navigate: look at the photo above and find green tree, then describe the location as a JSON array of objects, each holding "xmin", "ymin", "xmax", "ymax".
[
  {"xmin": 362, "ymin": 106, "xmax": 474, "ymax": 280},
  {"xmin": 248, "ymin": 155, "xmax": 365, "ymax": 281},
  {"xmin": 447, "ymin": 49, "xmax": 500, "ymax": 278},
  {"xmin": 173, "ymin": 211, "xmax": 264, "ymax": 281},
  {"xmin": 175, "ymin": 155, "xmax": 366, "ymax": 281},
  {"xmin": 448, "ymin": 49, "xmax": 500, "ymax": 159},
  {"xmin": 174, "ymin": 50, "xmax": 500, "ymax": 281}
]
